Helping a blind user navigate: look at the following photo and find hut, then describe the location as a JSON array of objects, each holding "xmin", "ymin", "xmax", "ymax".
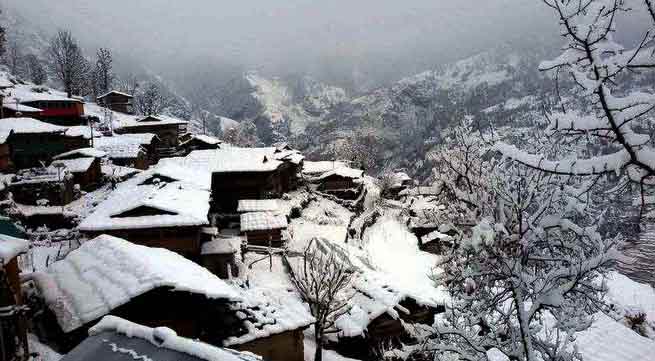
[
  {"xmin": 183, "ymin": 147, "xmax": 302, "ymax": 212},
  {"xmin": 115, "ymin": 115, "xmax": 188, "ymax": 153},
  {"xmin": 419, "ymin": 229, "xmax": 455, "ymax": 255},
  {"xmin": 97, "ymin": 90, "xmax": 134, "ymax": 114},
  {"xmin": 9, "ymin": 167, "xmax": 75, "ymax": 206},
  {"xmin": 237, "ymin": 199, "xmax": 280, "ymax": 213},
  {"xmin": 200, "ymin": 233, "xmax": 241, "ymax": 279},
  {"xmin": 78, "ymin": 166, "xmax": 211, "ymax": 259},
  {"xmin": 94, "ymin": 135, "xmax": 151, "ymax": 170},
  {"xmin": 315, "ymin": 167, "xmax": 364, "ymax": 199},
  {"xmin": 0, "ymin": 117, "xmax": 91, "ymax": 169},
  {"xmin": 240, "ymin": 212, "xmax": 288, "ymax": 248},
  {"xmin": 52, "ymin": 148, "xmax": 106, "ymax": 191},
  {"xmin": 178, "ymin": 134, "xmax": 222, "ymax": 155},
  {"xmin": 33, "ymin": 236, "xmax": 314, "ymax": 361},
  {"xmin": 0, "ymin": 234, "xmax": 29, "ymax": 361}
]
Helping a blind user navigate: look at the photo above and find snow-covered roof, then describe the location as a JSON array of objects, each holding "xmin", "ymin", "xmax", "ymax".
[
  {"xmin": 237, "ymin": 199, "xmax": 280, "ymax": 213},
  {"xmin": 33, "ymin": 235, "xmax": 242, "ymax": 333},
  {"xmin": 51, "ymin": 158, "xmax": 96, "ymax": 173},
  {"xmin": 201, "ymin": 237, "xmax": 240, "ymax": 255},
  {"xmin": 119, "ymin": 115, "xmax": 188, "ymax": 128},
  {"xmin": 65, "ymin": 126, "xmax": 93, "ymax": 139},
  {"xmin": 86, "ymin": 316, "xmax": 261, "ymax": 361},
  {"xmin": 0, "ymin": 117, "xmax": 67, "ymax": 134},
  {"xmin": 181, "ymin": 134, "xmax": 222, "ymax": 146},
  {"xmin": 240, "ymin": 212, "xmax": 288, "ymax": 232},
  {"xmin": 302, "ymin": 161, "xmax": 348, "ymax": 175},
  {"xmin": 102, "ymin": 164, "xmax": 141, "ymax": 179},
  {"xmin": 222, "ymin": 285, "xmax": 314, "ymax": 346},
  {"xmin": 2, "ymin": 102, "xmax": 42, "ymax": 113},
  {"xmin": 122, "ymin": 133, "xmax": 159, "ymax": 145},
  {"xmin": 188, "ymin": 148, "xmax": 284, "ymax": 173},
  {"xmin": 0, "ymin": 234, "xmax": 29, "ymax": 263},
  {"xmin": 94, "ymin": 135, "xmax": 146, "ymax": 159},
  {"xmin": 54, "ymin": 147, "xmax": 106, "ymax": 160},
  {"xmin": 97, "ymin": 90, "xmax": 133, "ymax": 99},
  {"xmin": 317, "ymin": 167, "xmax": 364, "ymax": 180},
  {"xmin": 78, "ymin": 168, "xmax": 210, "ymax": 231},
  {"xmin": 421, "ymin": 230, "xmax": 454, "ymax": 244}
]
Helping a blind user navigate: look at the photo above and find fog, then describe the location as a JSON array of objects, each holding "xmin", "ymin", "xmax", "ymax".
[{"xmin": 2, "ymin": 0, "xmax": 650, "ymax": 89}]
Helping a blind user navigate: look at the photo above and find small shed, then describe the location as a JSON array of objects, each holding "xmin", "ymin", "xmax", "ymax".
[
  {"xmin": 316, "ymin": 167, "xmax": 364, "ymax": 199},
  {"xmin": 201, "ymin": 234, "xmax": 241, "ymax": 279},
  {"xmin": 179, "ymin": 134, "xmax": 222, "ymax": 154},
  {"xmin": 52, "ymin": 148, "xmax": 106, "ymax": 190},
  {"xmin": 62, "ymin": 316, "xmax": 261, "ymax": 361},
  {"xmin": 97, "ymin": 90, "xmax": 134, "ymax": 115},
  {"xmin": 94, "ymin": 135, "xmax": 150, "ymax": 170},
  {"xmin": 240, "ymin": 212, "xmax": 288, "ymax": 248},
  {"xmin": 116, "ymin": 115, "xmax": 188, "ymax": 150},
  {"xmin": 419, "ymin": 229, "xmax": 455, "ymax": 255}
]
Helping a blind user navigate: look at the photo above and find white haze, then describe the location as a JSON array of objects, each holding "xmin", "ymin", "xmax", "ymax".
[{"xmin": 2, "ymin": 0, "xmax": 651, "ymax": 88}]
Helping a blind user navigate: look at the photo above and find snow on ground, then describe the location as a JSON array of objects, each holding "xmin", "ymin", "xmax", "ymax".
[
  {"xmin": 28, "ymin": 334, "xmax": 62, "ymax": 361},
  {"xmin": 576, "ymin": 313, "xmax": 655, "ymax": 361},
  {"xmin": 361, "ymin": 215, "xmax": 447, "ymax": 304},
  {"xmin": 289, "ymin": 220, "xmax": 347, "ymax": 252}
]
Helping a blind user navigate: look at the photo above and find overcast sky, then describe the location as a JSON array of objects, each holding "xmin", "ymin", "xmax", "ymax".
[{"xmin": 2, "ymin": 0, "xmax": 650, "ymax": 87}]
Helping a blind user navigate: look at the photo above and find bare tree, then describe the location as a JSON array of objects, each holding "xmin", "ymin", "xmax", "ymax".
[
  {"xmin": 288, "ymin": 238, "xmax": 355, "ymax": 361},
  {"xmin": 24, "ymin": 54, "xmax": 47, "ymax": 85},
  {"xmin": 0, "ymin": 11, "xmax": 5, "ymax": 59},
  {"xmin": 46, "ymin": 30, "xmax": 90, "ymax": 97},
  {"xmin": 134, "ymin": 82, "xmax": 170, "ymax": 115},
  {"xmin": 646, "ymin": 0, "xmax": 655, "ymax": 23}
]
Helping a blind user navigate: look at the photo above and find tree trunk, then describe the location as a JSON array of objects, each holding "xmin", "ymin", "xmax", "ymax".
[
  {"xmin": 512, "ymin": 288, "xmax": 536, "ymax": 361},
  {"xmin": 314, "ymin": 323, "xmax": 323, "ymax": 361}
]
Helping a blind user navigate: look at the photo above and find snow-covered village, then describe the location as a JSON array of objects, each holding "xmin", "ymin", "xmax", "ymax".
[{"xmin": 0, "ymin": 1, "xmax": 654, "ymax": 361}]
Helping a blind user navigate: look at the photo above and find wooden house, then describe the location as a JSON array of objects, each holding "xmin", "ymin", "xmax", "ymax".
[
  {"xmin": 78, "ymin": 167, "xmax": 211, "ymax": 259},
  {"xmin": 178, "ymin": 134, "xmax": 221, "ymax": 155},
  {"xmin": 52, "ymin": 148, "xmax": 106, "ymax": 191},
  {"xmin": 94, "ymin": 135, "xmax": 152, "ymax": 170},
  {"xmin": 97, "ymin": 90, "xmax": 134, "ymax": 114},
  {"xmin": 200, "ymin": 231, "xmax": 241, "ymax": 279},
  {"xmin": 240, "ymin": 212, "xmax": 288, "ymax": 248},
  {"xmin": 20, "ymin": 97, "xmax": 85, "ymax": 126},
  {"xmin": 115, "ymin": 115, "xmax": 188, "ymax": 152},
  {"xmin": 9, "ymin": 167, "xmax": 75, "ymax": 206},
  {"xmin": 0, "ymin": 234, "xmax": 29, "ymax": 361},
  {"xmin": 316, "ymin": 167, "xmax": 364, "ymax": 199},
  {"xmin": 183, "ymin": 147, "xmax": 302, "ymax": 212},
  {"xmin": 0, "ymin": 117, "xmax": 92, "ymax": 170},
  {"xmin": 33, "ymin": 236, "xmax": 314, "ymax": 361}
]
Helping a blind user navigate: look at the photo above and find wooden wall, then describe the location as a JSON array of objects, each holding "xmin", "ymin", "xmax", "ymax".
[{"xmin": 234, "ymin": 329, "xmax": 306, "ymax": 361}]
